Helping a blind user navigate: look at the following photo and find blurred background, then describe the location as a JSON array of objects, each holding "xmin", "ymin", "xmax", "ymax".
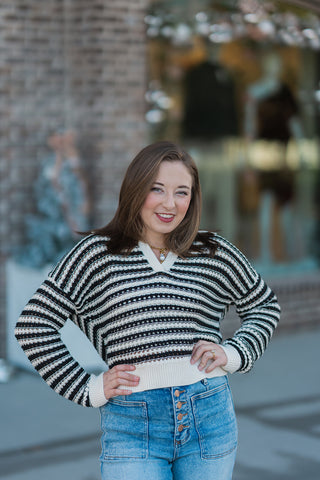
[{"xmin": 0, "ymin": 0, "xmax": 319, "ymax": 479}]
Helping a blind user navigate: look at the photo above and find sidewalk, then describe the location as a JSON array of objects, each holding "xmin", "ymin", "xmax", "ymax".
[
  {"xmin": 230, "ymin": 326, "xmax": 320, "ymax": 479},
  {"xmin": 1, "ymin": 327, "xmax": 320, "ymax": 480}
]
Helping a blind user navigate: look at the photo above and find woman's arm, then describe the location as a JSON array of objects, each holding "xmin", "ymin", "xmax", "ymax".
[
  {"xmin": 15, "ymin": 277, "xmax": 94, "ymax": 407},
  {"xmin": 224, "ymin": 273, "xmax": 280, "ymax": 372},
  {"xmin": 15, "ymin": 235, "xmax": 140, "ymax": 407},
  {"xmin": 215, "ymin": 236, "xmax": 281, "ymax": 373}
]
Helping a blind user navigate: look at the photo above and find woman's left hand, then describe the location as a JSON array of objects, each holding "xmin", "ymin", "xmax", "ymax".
[{"xmin": 190, "ymin": 340, "xmax": 227, "ymax": 373}]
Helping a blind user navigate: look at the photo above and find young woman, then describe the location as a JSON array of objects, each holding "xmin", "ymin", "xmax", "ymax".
[{"xmin": 15, "ymin": 140, "xmax": 280, "ymax": 479}]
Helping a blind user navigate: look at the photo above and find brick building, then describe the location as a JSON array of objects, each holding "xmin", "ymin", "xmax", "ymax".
[
  {"xmin": 0, "ymin": 0, "xmax": 148, "ymax": 360},
  {"xmin": 1, "ymin": 0, "xmax": 320, "ymax": 365}
]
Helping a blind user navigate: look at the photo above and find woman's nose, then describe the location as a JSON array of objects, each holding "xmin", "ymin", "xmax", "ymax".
[{"xmin": 162, "ymin": 193, "xmax": 175, "ymax": 209}]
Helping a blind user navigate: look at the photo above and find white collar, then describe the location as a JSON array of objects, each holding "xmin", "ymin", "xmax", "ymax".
[{"xmin": 138, "ymin": 241, "xmax": 178, "ymax": 272}]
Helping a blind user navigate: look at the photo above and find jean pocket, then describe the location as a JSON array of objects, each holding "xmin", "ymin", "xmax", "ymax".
[
  {"xmin": 100, "ymin": 397, "xmax": 148, "ymax": 460},
  {"xmin": 191, "ymin": 382, "xmax": 238, "ymax": 459}
]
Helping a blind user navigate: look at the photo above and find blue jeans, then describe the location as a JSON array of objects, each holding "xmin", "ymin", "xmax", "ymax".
[{"xmin": 99, "ymin": 376, "xmax": 237, "ymax": 480}]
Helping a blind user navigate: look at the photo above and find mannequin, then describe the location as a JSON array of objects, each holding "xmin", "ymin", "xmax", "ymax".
[
  {"xmin": 244, "ymin": 51, "xmax": 302, "ymax": 264},
  {"xmin": 15, "ymin": 130, "xmax": 90, "ymax": 268}
]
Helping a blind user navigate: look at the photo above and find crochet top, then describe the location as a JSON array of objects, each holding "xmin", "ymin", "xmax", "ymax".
[{"xmin": 15, "ymin": 233, "xmax": 280, "ymax": 407}]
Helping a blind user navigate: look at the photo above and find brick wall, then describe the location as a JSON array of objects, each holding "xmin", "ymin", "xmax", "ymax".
[{"xmin": 0, "ymin": 0, "xmax": 148, "ymax": 358}]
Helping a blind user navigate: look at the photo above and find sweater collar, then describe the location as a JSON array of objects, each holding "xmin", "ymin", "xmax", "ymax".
[{"xmin": 138, "ymin": 241, "xmax": 178, "ymax": 272}]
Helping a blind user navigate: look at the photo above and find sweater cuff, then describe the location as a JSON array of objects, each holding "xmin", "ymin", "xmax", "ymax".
[
  {"xmin": 220, "ymin": 344, "xmax": 241, "ymax": 373},
  {"xmin": 88, "ymin": 372, "xmax": 108, "ymax": 408}
]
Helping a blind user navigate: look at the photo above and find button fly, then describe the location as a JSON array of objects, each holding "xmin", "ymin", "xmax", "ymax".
[
  {"xmin": 174, "ymin": 389, "xmax": 185, "ymax": 397},
  {"xmin": 172, "ymin": 386, "xmax": 190, "ymax": 445}
]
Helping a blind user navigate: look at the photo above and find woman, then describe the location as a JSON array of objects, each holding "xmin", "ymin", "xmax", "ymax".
[{"xmin": 15, "ymin": 141, "xmax": 280, "ymax": 479}]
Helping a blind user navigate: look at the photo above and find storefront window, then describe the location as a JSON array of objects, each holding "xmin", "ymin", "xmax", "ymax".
[{"xmin": 145, "ymin": 0, "xmax": 320, "ymax": 275}]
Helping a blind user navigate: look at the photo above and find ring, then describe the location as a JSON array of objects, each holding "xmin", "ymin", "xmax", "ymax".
[{"xmin": 211, "ymin": 350, "xmax": 216, "ymax": 360}]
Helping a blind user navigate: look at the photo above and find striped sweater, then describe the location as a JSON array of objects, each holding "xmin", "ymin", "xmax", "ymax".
[{"xmin": 15, "ymin": 233, "xmax": 280, "ymax": 407}]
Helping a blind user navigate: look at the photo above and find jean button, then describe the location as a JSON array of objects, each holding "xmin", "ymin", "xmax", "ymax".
[
  {"xmin": 178, "ymin": 425, "xmax": 184, "ymax": 432},
  {"xmin": 177, "ymin": 413, "xmax": 183, "ymax": 420},
  {"xmin": 176, "ymin": 401, "xmax": 182, "ymax": 409},
  {"xmin": 174, "ymin": 389, "xmax": 181, "ymax": 397}
]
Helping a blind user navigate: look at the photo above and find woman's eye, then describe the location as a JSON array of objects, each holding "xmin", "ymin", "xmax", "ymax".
[
  {"xmin": 151, "ymin": 187, "xmax": 163, "ymax": 193},
  {"xmin": 177, "ymin": 191, "xmax": 189, "ymax": 196}
]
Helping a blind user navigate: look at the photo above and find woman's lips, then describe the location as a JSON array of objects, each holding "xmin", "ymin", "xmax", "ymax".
[{"xmin": 156, "ymin": 213, "xmax": 175, "ymax": 223}]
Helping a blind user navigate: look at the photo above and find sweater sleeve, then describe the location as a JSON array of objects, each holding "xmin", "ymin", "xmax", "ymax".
[
  {"xmin": 217, "ymin": 237, "xmax": 281, "ymax": 373},
  {"xmin": 14, "ymin": 235, "xmax": 108, "ymax": 407},
  {"xmin": 15, "ymin": 277, "xmax": 94, "ymax": 407}
]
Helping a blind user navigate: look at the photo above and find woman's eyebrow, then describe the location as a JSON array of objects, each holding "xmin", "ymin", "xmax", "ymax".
[{"xmin": 153, "ymin": 181, "xmax": 191, "ymax": 189}]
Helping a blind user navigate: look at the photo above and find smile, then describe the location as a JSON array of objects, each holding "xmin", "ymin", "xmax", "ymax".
[{"xmin": 156, "ymin": 213, "xmax": 175, "ymax": 223}]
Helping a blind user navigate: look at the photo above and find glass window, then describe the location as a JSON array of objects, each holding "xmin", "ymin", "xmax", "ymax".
[{"xmin": 145, "ymin": 0, "xmax": 320, "ymax": 275}]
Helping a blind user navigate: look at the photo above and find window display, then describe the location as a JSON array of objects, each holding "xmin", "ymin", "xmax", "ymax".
[{"xmin": 145, "ymin": 0, "xmax": 320, "ymax": 274}]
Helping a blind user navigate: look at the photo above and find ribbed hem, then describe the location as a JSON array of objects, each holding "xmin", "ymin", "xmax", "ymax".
[
  {"xmin": 119, "ymin": 357, "xmax": 229, "ymax": 394},
  {"xmin": 88, "ymin": 348, "xmax": 241, "ymax": 407},
  {"xmin": 88, "ymin": 372, "xmax": 108, "ymax": 408}
]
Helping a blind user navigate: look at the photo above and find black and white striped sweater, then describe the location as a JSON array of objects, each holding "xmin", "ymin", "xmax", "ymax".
[{"xmin": 15, "ymin": 233, "xmax": 280, "ymax": 407}]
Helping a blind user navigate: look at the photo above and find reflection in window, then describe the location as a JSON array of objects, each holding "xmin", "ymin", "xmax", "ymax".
[{"xmin": 145, "ymin": 0, "xmax": 320, "ymax": 274}]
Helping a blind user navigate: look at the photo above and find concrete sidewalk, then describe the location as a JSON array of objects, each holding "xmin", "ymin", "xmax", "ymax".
[
  {"xmin": 1, "ymin": 327, "xmax": 320, "ymax": 479},
  {"xmin": 230, "ymin": 327, "xmax": 320, "ymax": 479}
]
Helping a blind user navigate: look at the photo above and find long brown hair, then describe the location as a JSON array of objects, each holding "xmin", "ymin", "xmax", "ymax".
[{"xmin": 92, "ymin": 141, "xmax": 217, "ymax": 257}]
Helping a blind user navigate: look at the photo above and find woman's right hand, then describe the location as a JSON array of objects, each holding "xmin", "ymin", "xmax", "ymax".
[{"xmin": 103, "ymin": 365, "xmax": 140, "ymax": 400}]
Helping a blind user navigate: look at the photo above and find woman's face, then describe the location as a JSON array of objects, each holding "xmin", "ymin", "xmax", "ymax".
[{"xmin": 140, "ymin": 160, "xmax": 192, "ymax": 246}]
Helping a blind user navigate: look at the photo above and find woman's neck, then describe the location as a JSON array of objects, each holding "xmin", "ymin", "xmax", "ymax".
[{"xmin": 142, "ymin": 234, "xmax": 166, "ymax": 250}]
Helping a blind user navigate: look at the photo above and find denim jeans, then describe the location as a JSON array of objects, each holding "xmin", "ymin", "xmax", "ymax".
[{"xmin": 99, "ymin": 375, "xmax": 237, "ymax": 480}]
